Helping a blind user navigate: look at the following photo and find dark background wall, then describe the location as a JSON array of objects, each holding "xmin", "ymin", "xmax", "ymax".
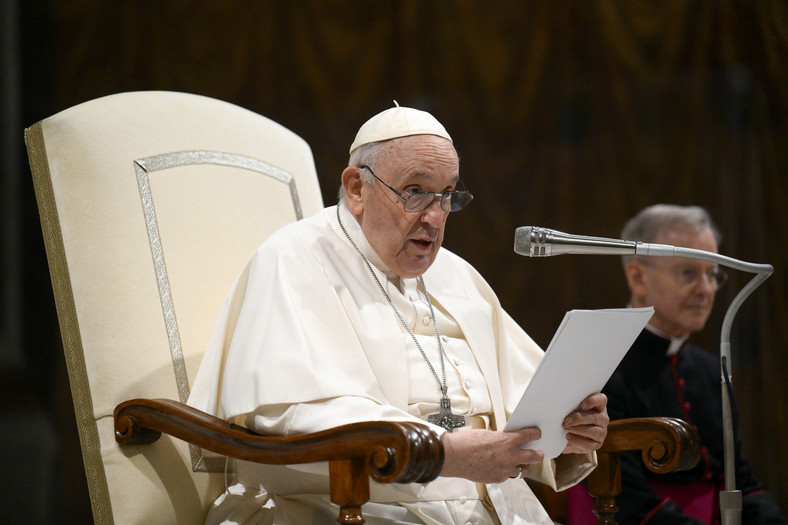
[{"xmin": 2, "ymin": 1, "xmax": 786, "ymax": 523}]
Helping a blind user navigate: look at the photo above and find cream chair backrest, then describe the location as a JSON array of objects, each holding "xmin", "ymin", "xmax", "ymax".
[{"xmin": 25, "ymin": 91, "xmax": 324, "ymax": 525}]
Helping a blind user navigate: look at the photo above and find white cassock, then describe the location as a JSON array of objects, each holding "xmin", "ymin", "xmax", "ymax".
[{"xmin": 188, "ymin": 205, "xmax": 597, "ymax": 524}]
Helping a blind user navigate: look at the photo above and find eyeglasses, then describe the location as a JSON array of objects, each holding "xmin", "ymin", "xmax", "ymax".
[
  {"xmin": 361, "ymin": 165, "xmax": 473, "ymax": 213},
  {"xmin": 647, "ymin": 262, "xmax": 729, "ymax": 291}
]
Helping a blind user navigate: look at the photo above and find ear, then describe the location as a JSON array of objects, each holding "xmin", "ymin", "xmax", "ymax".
[
  {"xmin": 625, "ymin": 260, "xmax": 649, "ymax": 304},
  {"xmin": 341, "ymin": 166, "xmax": 365, "ymax": 216}
]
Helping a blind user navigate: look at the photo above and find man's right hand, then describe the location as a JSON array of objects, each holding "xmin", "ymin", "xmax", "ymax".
[{"xmin": 439, "ymin": 427, "xmax": 545, "ymax": 483}]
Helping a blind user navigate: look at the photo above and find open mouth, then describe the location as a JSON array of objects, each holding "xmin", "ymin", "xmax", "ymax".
[{"xmin": 409, "ymin": 238, "xmax": 434, "ymax": 252}]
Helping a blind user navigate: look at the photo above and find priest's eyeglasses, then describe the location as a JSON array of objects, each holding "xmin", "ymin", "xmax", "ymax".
[
  {"xmin": 673, "ymin": 265, "xmax": 729, "ymax": 290},
  {"xmin": 361, "ymin": 165, "xmax": 474, "ymax": 213},
  {"xmin": 647, "ymin": 261, "xmax": 729, "ymax": 291}
]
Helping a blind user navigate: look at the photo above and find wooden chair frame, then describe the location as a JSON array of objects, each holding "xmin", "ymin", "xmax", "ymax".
[
  {"xmin": 114, "ymin": 400, "xmax": 699, "ymax": 524},
  {"xmin": 114, "ymin": 399, "xmax": 444, "ymax": 524},
  {"xmin": 586, "ymin": 417, "xmax": 700, "ymax": 524}
]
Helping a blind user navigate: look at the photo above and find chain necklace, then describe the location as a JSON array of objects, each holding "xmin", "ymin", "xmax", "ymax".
[{"xmin": 336, "ymin": 206, "xmax": 466, "ymax": 432}]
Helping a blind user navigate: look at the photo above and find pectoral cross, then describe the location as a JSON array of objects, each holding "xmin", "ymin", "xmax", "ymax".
[{"xmin": 428, "ymin": 395, "xmax": 466, "ymax": 433}]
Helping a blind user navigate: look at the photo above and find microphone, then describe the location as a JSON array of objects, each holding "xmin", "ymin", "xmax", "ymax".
[
  {"xmin": 514, "ymin": 226, "xmax": 677, "ymax": 257},
  {"xmin": 514, "ymin": 224, "xmax": 773, "ymax": 525}
]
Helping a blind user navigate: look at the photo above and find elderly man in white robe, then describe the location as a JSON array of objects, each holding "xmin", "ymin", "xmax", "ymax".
[{"xmin": 189, "ymin": 104, "xmax": 609, "ymax": 525}]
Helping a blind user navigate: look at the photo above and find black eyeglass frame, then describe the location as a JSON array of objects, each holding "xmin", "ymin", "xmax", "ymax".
[{"xmin": 360, "ymin": 165, "xmax": 473, "ymax": 213}]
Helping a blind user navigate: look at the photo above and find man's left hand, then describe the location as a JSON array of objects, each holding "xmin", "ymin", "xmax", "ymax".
[{"xmin": 561, "ymin": 392, "xmax": 609, "ymax": 454}]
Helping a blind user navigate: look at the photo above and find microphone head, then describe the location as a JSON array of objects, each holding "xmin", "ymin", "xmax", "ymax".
[
  {"xmin": 514, "ymin": 226, "xmax": 550, "ymax": 257},
  {"xmin": 515, "ymin": 225, "xmax": 637, "ymax": 257}
]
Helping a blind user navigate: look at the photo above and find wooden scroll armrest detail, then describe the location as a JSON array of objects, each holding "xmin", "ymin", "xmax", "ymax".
[
  {"xmin": 114, "ymin": 398, "xmax": 444, "ymax": 524},
  {"xmin": 586, "ymin": 417, "xmax": 701, "ymax": 525},
  {"xmin": 600, "ymin": 417, "xmax": 701, "ymax": 473}
]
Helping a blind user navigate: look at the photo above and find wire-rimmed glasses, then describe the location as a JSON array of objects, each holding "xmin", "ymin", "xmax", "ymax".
[
  {"xmin": 361, "ymin": 165, "xmax": 473, "ymax": 213},
  {"xmin": 645, "ymin": 261, "xmax": 729, "ymax": 291}
]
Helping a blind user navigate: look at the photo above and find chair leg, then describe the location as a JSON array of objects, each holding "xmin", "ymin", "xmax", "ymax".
[
  {"xmin": 330, "ymin": 457, "xmax": 370, "ymax": 524},
  {"xmin": 336, "ymin": 505, "xmax": 365, "ymax": 525},
  {"xmin": 592, "ymin": 494, "xmax": 620, "ymax": 525},
  {"xmin": 586, "ymin": 452, "xmax": 621, "ymax": 525}
]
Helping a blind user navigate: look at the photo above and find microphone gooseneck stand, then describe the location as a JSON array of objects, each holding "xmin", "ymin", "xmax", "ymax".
[
  {"xmin": 514, "ymin": 227, "xmax": 775, "ymax": 525},
  {"xmin": 635, "ymin": 243, "xmax": 773, "ymax": 525}
]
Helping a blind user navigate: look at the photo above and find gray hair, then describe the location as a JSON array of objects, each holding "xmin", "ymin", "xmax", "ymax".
[
  {"xmin": 336, "ymin": 141, "xmax": 386, "ymax": 204},
  {"xmin": 621, "ymin": 204, "xmax": 721, "ymax": 268},
  {"xmin": 336, "ymin": 136, "xmax": 461, "ymax": 204}
]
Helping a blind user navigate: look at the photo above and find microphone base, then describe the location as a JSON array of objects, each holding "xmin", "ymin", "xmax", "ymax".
[{"xmin": 720, "ymin": 490, "xmax": 742, "ymax": 525}]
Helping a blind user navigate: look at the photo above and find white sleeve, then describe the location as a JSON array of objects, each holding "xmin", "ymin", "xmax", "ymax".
[{"xmin": 244, "ymin": 395, "xmax": 447, "ymax": 437}]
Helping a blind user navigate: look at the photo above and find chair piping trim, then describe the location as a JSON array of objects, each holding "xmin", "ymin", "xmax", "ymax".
[
  {"xmin": 25, "ymin": 121, "xmax": 115, "ymax": 524},
  {"xmin": 134, "ymin": 150, "xmax": 302, "ymax": 472}
]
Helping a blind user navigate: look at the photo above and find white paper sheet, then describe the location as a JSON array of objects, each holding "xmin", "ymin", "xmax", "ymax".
[{"xmin": 503, "ymin": 307, "xmax": 654, "ymax": 458}]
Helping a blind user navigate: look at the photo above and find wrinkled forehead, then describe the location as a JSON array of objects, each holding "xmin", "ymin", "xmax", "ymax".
[{"xmin": 379, "ymin": 135, "xmax": 459, "ymax": 174}]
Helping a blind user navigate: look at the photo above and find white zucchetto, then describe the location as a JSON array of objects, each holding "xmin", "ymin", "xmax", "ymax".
[{"xmin": 349, "ymin": 101, "xmax": 453, "ymax": 154}]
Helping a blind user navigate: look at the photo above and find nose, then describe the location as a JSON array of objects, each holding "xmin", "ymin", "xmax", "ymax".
[
  {"xmin": 420, "ymin": 197, "xmax": 446, "ymax": 226},
  {"xmin": 695, "ymin": 274, "xmax": 718, "ymax": 293}
]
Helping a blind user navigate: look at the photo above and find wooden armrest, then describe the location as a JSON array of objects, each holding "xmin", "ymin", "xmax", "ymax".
[
  {"xmin": 587, "ymin": 417, "xmax": 701, "ymax": 525},
  {"xmin": 600, "ymin": 417, "xmax": 701, "ymax": 473},
  {"xmin": 114, "ymin": 398, "xmax": 444, "ymax": 524}
]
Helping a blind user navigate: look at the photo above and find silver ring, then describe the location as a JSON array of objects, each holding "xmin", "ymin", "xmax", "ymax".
[{"xmin": 509, "ymin": 465, "xmax": 523, "ymax": 479}]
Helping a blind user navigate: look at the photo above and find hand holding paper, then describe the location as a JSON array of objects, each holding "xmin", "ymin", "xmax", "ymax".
[
  {"xmin": 561, "ymin": 392, "xmax": 609, "ymax": 454},
  {"xmin": 503, "ymin": 307, "xmax": 654, "ymax": 458}
]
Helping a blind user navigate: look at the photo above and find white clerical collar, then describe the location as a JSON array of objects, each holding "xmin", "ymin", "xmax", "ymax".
[
  {"xmin": 336, "ymin": 204, "xmax": 403, "ymax": 288},
  {"xmin": 644, "ymin": 323, "xmax": 689, "ymax": 356}
]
